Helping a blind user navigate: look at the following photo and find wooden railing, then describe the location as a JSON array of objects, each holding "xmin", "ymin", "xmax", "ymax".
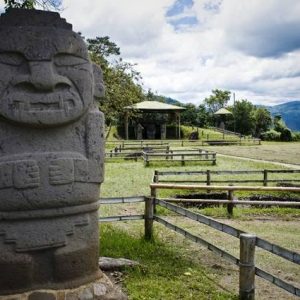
[
  {"xmin": 153, "ymin": 169, "xmax": 300, "ymax": 187},
  {"xmin": 142, "ymin": 150, "xmax": 217, "ymax": 166},
  {"xmin": 99, "ymin": 184, "xmax": 300, "ymax": 299},
  {"xmin": 105, "ymin": 138, "xmax": 262, "ymax": 148}
]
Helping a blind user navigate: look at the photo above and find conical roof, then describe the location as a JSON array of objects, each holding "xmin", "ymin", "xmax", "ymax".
[
  {"xmin": 214, "ymin": 107, "xmax": 232, "ymax": 115},
  {"xmin": 125, "ymin": 101, "xmax": 185, "ymax": 112}
]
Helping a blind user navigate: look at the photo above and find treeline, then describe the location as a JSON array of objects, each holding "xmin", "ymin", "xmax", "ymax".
[{"xmin": 177, "ymin": 90, "xmax": 298, "ymax": 141}]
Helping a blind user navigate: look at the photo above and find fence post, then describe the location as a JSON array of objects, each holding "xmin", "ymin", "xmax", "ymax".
[
  {"xmin": 181, "ymin": 155, "xmax": 185, "ymax": 166},
  {"xmin": 181, "ymin": 140, "xmax": 184, "ymax": 147},
  {"xmin": 110, "ymin": 150, "xmax": 113, "ymax": 158},
  {"xmin": 206, "ymin": 170, "xmax": 211, "ymax": 193},
  {"xmin": 145, "ymin": 196, "xmax": 154, "ymax": 240},
  {"xmin": 263, "ymin": 170, "xmax": 268, "ymax": 186},
  {"xmin": 145, "ymin": 153, "xmax": 149, "ymax": 167},
  {"xmin": 153, "ymin": 170, "xmax": 159, "ymax": 183},
  {"xmin": 239, "ymin": 234, "xmax": 256, "ymax": 300},
  {"xmin": 227, "ymin": 185, "xmax": 234, "ymax": 216},
  {"xmin": 212, "ymin": 153, "xmax": 216, "ymax": 165},
  {"xmin": 166, "ymin": 146, "xmax": 169, "ymax": 160}
]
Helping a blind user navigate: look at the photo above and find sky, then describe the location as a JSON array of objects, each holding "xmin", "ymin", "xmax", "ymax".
[{"xmin": 1, "ymin": 0, "xmax": 300, "ymax": 106}]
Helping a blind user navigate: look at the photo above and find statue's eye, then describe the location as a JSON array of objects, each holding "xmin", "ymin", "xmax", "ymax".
[
  {"xmin": 54, "ymin": 54, "xmax": 88, "ymax": 66},
  {"xmin": 0, "ymin": 52, "xmax": 25, "ymax": 66}
]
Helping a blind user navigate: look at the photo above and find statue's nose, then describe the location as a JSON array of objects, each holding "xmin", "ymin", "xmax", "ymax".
[{"xmin": 29, "ymin": 61, "xmax": 70, "ymax": 91}]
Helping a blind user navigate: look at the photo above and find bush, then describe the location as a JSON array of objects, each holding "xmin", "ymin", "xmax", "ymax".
[
  {"xmin": 261, "ymin": 130, "xmax": 281, "ymax": 141},
  {"xmin": 280, "ymin": 128, "xmax": 292, "ymax": 141},
  {"xmin": 292, "ymin": 131, "xmax": 300, "ymax": 141}
]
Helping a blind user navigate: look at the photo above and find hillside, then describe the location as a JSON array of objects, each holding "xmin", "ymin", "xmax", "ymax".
[{"xmin": 264, "ymin": 101, "xmax": 300, "ymax": 131}]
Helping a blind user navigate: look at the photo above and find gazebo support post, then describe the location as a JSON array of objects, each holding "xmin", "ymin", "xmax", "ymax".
[
  {"xmin": 178, "ymin": 113, "xmax": 181, "ymax": 139},
  {"xmin": 125, "ymin": 111, "xmax": 129, "ymax": 140}
]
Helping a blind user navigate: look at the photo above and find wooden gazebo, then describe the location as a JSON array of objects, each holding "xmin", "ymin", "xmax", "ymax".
[{"xmin": 124, "ymin": 101, "xmax": 185, "ymax": 140}]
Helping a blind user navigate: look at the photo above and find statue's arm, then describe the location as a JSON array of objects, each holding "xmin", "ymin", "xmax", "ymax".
[{"xmin": 85, "ymin": 109, "xmax": 105, "ymax": 183}]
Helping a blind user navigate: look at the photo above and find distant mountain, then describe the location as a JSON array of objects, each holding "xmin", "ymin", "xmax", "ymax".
[
  {"xmin": 265, "ymin": 101, "xmax": 300, "ymax": 131},
  {"xmin": 163, "ymin": 97, "xmax": 183, "ymax": 106}
]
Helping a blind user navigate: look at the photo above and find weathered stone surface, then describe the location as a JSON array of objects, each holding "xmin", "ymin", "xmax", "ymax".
[
  {"xmin": 78, "ymin": 287, "xmax": 93, "ymax": 300},
  {"xmin": 28, "ymin": 292, "xmax": 56, "ymax": 300},
  {"xmin": 99, "ymin": 257, "xmax": 140, "ymax": 271},
  {"xmin": 93, "ymin": 283, "xmax": 107, "ymax": 297},
  {"xmin": 0, "ymin": 8, "xmax": 105, "ymax": 295}
]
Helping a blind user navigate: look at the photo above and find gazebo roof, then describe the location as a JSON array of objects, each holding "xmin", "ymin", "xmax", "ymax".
[
  {"xmin": 214, "ymin": 107, "xmax": 232, "ymax": 115},
  {"xmin": 125, "ymin": 101, "xmax": 185, "ymax": 113}
]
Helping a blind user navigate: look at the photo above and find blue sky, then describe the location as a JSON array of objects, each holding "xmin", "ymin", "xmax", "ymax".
[{"xmin": 1, "ymin": 0, "xmax": 300, "ymax": 106}]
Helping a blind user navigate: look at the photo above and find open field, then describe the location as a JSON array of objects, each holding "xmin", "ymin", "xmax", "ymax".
[
  {"xmin": 206, "ymin": 142, "xmax": 300, "ymax": 165},
  {"xmin": 100, "ymin": 151, "xmax": 300, "ymax": 299}
]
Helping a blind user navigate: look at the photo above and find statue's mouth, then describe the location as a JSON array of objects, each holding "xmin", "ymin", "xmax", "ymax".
[
  {"xmin": 10, "ymin": 99, "xmax": 76, "ymax": 113},
  {"xmin": 0, "ymin": 90, "xmax": 85, "ymax": 127}
]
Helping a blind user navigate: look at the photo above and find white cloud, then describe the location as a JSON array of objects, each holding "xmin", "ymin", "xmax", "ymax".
[{"xmin": 2, "ymin": 0, "xmax": 300, "ymax": 106}]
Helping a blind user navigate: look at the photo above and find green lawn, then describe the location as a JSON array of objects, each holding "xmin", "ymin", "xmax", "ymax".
[{"xmin": 100, "ymin": 145, "xmax": 300, "ymax": 300}]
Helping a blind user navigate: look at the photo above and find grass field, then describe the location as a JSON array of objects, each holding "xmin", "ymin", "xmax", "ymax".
[
  {"xmin": 206, "ymin": 142, "xmax": 300, "ymax": 165},
  {"xmin": 100, "ymin": 149, "xmax": 300, "ymax": 300}
]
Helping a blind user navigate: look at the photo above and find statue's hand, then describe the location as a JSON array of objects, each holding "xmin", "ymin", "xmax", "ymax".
[
  {"xmin": 49, "ymin": 159, "xmax": 74, "ymax": 185},
  {"xmin": 14, "ymin": 160, "xmax": 40, "ymax": 188}
]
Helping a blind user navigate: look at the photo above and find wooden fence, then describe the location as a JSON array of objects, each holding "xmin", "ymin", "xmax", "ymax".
[
  {"xmin": 99, "ymin": 184, "xmax": 300, "ymax": 298},
  {"xmin": 106, "ymin": 138, "xmax": 261, "ymax": 148},
  {"xmin": 153, "ymin": 169, "xmax": 300, "ymax": 187},
  {"xmin": 142, "ymin": 150, "xmax": 217, "ymax": 166}
]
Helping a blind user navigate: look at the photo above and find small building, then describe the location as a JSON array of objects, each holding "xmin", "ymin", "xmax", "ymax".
[{"xmin": 124, "ymin": 101, "xmax": 185, "ymax": 140}]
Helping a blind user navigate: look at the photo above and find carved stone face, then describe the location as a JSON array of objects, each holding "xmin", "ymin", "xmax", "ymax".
[{"xmin": 0, "ymin": 26, "xmax": 94, "ymax": 127}]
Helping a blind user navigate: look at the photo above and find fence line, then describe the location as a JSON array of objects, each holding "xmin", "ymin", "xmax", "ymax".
[
  {"xmin": 159, "ymin": 197, "xmax": 300, "ymax": 207},
  {"xmin": 150, "ymin": 183, "xmax": 300, "ymax": 192},
  {"xmin": 155, "ymin": 216, "xmax": 300, "ymax": 297},
  {"xmin": 156, "ymin": 199, "xmax": 300, "ymax": 265},
  {"xmin": 99, "ymin": 214, "xmax": 144, "ymax": 222},
  {"xmin": 154, "ymin": 169, "xmax": 300, "ymax": 186},
  {"xmin": 99, "ymin": 196, "xmax": 145, "ymax": 204},
  {"xmin": 98, "ymin": 195, "xmax": 300, "ymax": 297},
  {"xmin": 154, "ymin": 216, "xmax": 240, "ymax": 265}
]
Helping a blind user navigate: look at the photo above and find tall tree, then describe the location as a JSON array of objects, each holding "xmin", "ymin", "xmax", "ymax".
[
  {"xmin": 204, "ymin": 89, "xmax": 231, "ymax": 113},
  {"xmin": 253, "ymin": 107, "xmax": 272, "ymax": 137},
  {"xmin": 86, "ymin": 36, "xmax": 144, "ymax": 124},
  {"xmin": 234, "ymin": 99, "xmax": 256, "ymax": 135},
  {"xmin": 180, "ymin": 103, "xmax": 198, "ymax": 126}
]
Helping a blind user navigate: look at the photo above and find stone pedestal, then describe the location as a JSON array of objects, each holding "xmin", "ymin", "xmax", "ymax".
[{"xmin": 0, "ymin": 275, "xmax": 127, "ymax": 300}]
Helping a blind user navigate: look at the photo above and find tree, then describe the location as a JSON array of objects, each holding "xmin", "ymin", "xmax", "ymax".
[
  {"xmin": 86, "ymin": 37, "xmax": 144, "ymax": 124},
  {"xmin": 273, "ymin": 115, "xmax": 292, "ymax": 141},
  {"xmin": 234, "ymin": 100, "xmax": 256, "ymax": 135},
  {"xmin": 197, "ymin": 104, "xmax": 208, "ymax": 128},
  {"xmin": 204, "ymin": 89, "xmax": 231, "ymax": 114},
  {"xmin": 253, "ymin": 107, "xmax": 272, "ymax": 137},
  {"xmin": 4, "ymin": 0, "xmax": 62, "ymax": 10},
  {"xmin": 181, "ymin": 103, "xmax": 198, "ymax": 126}
]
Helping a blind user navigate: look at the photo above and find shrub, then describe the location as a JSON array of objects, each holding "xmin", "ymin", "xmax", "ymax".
[
  {"xmin": 280, "ymin": 128, "xmax": 292, "ymax": 141},
  {"xmin": 261, "ymin": 130, "xmax": 281, "ymax": 141}
]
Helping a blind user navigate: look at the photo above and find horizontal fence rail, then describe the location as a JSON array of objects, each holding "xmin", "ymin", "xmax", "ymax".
[
  {"xmin": 143, "ymin": 151, "xmax": 217, "ymax": 166},
  {"xmin": 150, "ymin": 183, "xmax": 300, "ymax": 192},
  {"xmin": 159, "ymin": 197, "xmax": 300, "ymax": 207},
  {"xmin": 154, "ymin": 216, "xmax": 239, "ymax": 265},
  {"xmin": 255, "ymin": 267, "xmax": 300, "ymax": 297},
  {"xmin": 99, "ymin": 196, "xmax": 145, "ymax": 204},
  {"xmin": 156, "ymin": 199, "xmax": 300, "ymax": 265},
  {"xmin": 153, "ymin": 169, "xmax": 300, "ymax": 186},
  {"xmin": 99, "ymin": 215, "xmax": 144, "ymax": 222}
]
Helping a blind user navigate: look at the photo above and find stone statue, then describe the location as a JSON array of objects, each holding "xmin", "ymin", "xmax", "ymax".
[{"xmin": 0, "ymin": 9, "xmax": 105, "ymax": 294}]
